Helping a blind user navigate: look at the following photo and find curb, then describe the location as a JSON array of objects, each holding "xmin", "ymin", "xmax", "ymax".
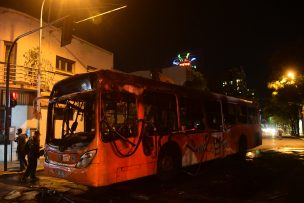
[{"xmin": 0, "ymin": 167, "xmax": 44, "ymax": 177}]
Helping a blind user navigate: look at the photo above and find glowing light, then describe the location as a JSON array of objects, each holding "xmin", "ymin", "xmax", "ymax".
[
  {"xmin": 287, "ymin": 70, "xmax": 295, "ymax": 80},
  {"xmin": 172, "ymin": 52, "xmax": 198, "ymax": 69},
  {"xmin": 268, "ymin": 69, "xmax": 297, "ymax": 94},
  {"xmin": 12, "ymin": 92, "xmax": 17, "ymax": 99},
  {"xmin": 262, "ymin": 127, "xmax": 277, "ymax": 137}
]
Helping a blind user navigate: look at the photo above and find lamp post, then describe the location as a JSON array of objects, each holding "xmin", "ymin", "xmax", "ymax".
[{"xmin": 37, "ymin": 0, "xmax": 47, "ymax": 131}]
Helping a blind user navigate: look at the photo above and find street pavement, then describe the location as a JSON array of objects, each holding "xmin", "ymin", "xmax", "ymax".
[
  {"xmin": 1, "ymin": 136, "xmax": 304, "ymax": 202},
  {"xmin": 0, "ymin": 157, "xmax": 44, "ymax": 176},
  {"xmin": 0, "ymin": 157, "xmax": 89, "ymax": 202}
]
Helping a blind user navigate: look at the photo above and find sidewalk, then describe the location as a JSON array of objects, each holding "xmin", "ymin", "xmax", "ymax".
[{"xmin": 0, "ymin": 157, "xmax": 45, "ymax": 176}]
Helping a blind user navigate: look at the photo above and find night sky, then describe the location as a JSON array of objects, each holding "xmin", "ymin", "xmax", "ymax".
[{"xmin": 1, "ymin": 0, "xmax": 304, "ymax": 96}]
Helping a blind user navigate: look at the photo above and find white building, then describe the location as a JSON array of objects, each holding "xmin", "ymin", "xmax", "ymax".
[
  {"xmin": 131, "ymin": 66, "xmax": 190, "ymax": 85},
  {"xmin": 0, "ymin": 7, "xmax": 113, "ymax": 161}
]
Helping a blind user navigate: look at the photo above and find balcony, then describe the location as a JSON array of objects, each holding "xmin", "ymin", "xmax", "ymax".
[{"xmin": 0, "ymin": 61, "xmax": 56, "ymax": 93}]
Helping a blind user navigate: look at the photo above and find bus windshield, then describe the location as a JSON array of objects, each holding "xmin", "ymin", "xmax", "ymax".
[{"xmin": 47, "ymin": 90, "xmax": 96, "ymax": 151}]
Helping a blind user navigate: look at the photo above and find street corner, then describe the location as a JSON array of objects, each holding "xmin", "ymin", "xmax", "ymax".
[
  {"xmin": 3, "ymin": 189, "xmax": 39, "ymax": 202},
  {"xmin": 0, "ymin": 181, "xmax": 29, "ymax": 202},
  {"xmin": 0, "ymin": 170, "xmax": 22, "ymax": 177},
  {"xmin": 0, "ymin": 167, "xmax": 44, "ymax": 179},
  {"xmin": 0, "ymin": 175, "xmax": 89, "ymax": 202}
]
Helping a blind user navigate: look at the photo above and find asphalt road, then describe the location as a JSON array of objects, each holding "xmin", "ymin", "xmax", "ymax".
[{"xmin": 1, "ymin": 136, "xmax": 304, "ymax": 202}]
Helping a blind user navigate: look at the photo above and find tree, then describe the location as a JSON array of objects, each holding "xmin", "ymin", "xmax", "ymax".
[
  {"xmin": 266, "ymin": 72, "xmax": 304, "ymax": 136},
  {"xmin": 23, "ymin": 47, "xmax": 55, "ymax": 91}
]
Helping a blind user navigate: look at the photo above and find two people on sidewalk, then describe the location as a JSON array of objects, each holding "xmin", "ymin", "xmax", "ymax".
[
  {"xmin": 15, "ymin": 128, "xmax": 41, "ymax": 183},
  {"xmin": 21, "ymin": 130, "xmax": 41, "ymax": 183}
]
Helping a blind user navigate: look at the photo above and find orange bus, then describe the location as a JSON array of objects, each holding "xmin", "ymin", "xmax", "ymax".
[{"xmin": 44, "ymin": 70, "xmax": 262, "ymax": 187}]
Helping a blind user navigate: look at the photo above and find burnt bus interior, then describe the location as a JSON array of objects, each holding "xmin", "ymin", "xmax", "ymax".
[
  {"xmin": 101, "ymin": 90, "xmax": 138, "ymax": 142},
  {"xmin": 101, "ymin": 87, "xmax": 259, "ymax": 140},
  {"xmin": 46, "ymin": 70, "xmax": 259, "ymax": 151},
  {"xmin": 46, "ymin": 75, "xmax": 96, "ymax": 150},
  {"xmin": 143, "ymin": 91, "xmax": 177, "ymax": 135}
]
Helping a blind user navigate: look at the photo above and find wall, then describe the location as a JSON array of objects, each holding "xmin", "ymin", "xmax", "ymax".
[{"xmin": 131, "ymin": 66, "xmax": 188, "ymax": 85}]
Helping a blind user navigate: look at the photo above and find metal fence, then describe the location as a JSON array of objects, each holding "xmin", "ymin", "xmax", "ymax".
[{"xmin": 0, "ymin": 62, "xmax": 56, "ymax": 92}]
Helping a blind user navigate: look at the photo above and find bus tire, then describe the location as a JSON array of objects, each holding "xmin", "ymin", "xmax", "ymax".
[
  {"xmin": 237, "ymin": 136, "xmax": 247, "ymax": 161},
  {"xmin": 157, "ymin": 142, "xmax": 182, "ymax": 182}
]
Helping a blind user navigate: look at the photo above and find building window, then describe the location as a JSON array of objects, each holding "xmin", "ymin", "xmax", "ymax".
[{"xmin": 56, "ymin": 56, "xmax": 75, "ymax": 73}]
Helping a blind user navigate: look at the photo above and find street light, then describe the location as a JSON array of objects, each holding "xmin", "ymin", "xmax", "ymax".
[
  {"xmin": 37, "ymin": 0, "xmax": 46, "ymax": 131},
  {"xmin": 284, "ymin": 70, "xmax": 296, "ymax": 86},
  {"xmin": 286, "ymin": 70, "xmax": 295, "ymax": 80}
]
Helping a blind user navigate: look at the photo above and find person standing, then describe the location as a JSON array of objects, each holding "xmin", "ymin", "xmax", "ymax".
[
  {"xmin": 15, "ymin": 128, "xmax": 27, "ymax": 171},
  {"xmin": 21, "ymin": 130, "xmax": 40, "ymax": 182}
]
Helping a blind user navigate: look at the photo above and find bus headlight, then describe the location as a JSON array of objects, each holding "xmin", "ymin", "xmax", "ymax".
[{"xmin": 76, "ymin": 150, "xmax": 97, "ymax": 168}]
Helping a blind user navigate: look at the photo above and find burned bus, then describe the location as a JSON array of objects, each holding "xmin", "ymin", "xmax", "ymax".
[{"xmin": 43, "ymin": 70, "xmax": 262, "ymax": 187}]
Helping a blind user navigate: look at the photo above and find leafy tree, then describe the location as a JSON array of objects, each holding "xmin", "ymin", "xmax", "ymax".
[
  {"xmin": 23, "ymin": 47, "xmax": 55, "ymax": 91},
  {"xmin": 266, "ymin": 74, "xmax": 304, "ymax": 136}
]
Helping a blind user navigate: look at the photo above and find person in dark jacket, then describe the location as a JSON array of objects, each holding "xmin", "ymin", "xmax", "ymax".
[
  {"xmin": 21, "ymin": 130, "xmax": 40, "ymax": 182},
  {"xmin": 15, "ymin": 128, "xmax": 27, "ymax": 171}
]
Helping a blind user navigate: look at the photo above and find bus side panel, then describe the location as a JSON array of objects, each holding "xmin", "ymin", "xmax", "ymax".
[
  {"xmin": 97, "ymin": 140, "xmax": 158, "ymax": 185},
  {"xmin": 116, "ymin": 162, "xmax": 156, "ymax": 182},
  {"xmin": 228, "ymin": 124, "xmax": 262, "ymax": 154},
  {"xmin": 246, "ymin": 124, "xmax": 262, "ymax": 149},
  {"xmin": 172, "ymin": 132, "xmax": 211, "ymax": 167},
  {"xmin": 171, "ymin": 131, "xmax": 236, "ymax": 167}
]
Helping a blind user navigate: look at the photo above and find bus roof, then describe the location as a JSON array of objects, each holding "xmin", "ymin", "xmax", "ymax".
[{"xmin": 52, "ymin": 70, "xmax": 255, "ymax": 105}]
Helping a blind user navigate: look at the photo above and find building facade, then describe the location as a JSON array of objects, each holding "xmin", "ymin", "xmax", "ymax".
[
  {"xmin": 131, "ymin": 66, "xmax": 189, "ymax": 85},
  {"xmin": 0, "ymin": 7, "xmax": 113, "ymax": 161}
]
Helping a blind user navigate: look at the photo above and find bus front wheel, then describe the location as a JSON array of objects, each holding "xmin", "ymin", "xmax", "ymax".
[{"xmin": 157, "ymin": 143, "xmax": 181, "ymax": 181}]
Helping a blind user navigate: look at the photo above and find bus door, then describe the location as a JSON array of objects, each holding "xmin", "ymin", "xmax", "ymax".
[
  {"xmin": 204, "ymin": 100, "xmax": 228, "ymax": 159},
  {"xmin": 142, "ymin": 91, "xmax": 178, "ymax": 158},
  {"xmin": 222, "ymin": 102, "xmax": 238, "ymax": 155},
  {"xmin": 178, "ymin": 96, "xmax": 210, "ymax": 166}
]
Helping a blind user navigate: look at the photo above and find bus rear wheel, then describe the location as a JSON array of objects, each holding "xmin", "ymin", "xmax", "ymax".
[{"xmin": 157, "ymin": 143, "xmax": 181, "ymax": 181}]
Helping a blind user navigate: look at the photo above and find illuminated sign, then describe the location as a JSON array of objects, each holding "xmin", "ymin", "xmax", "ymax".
[{"xmin": 172, "ymin": 52, "xmax": 197, "ymax": 69}]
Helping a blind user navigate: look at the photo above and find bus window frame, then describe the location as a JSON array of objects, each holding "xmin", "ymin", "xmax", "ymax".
[
  {"xmin": 178, "ymin": 96, "xmax": 206, "ymax": 132},
  {"xmin": 223, "ymin": 102, "xmax": 238, "ymax": 126},
  {"xmin": 204, "ymin": 99, "xmax": 223, "ymax": 131},
  {"xmin": 100, "ymin": 89, "xmax": 139, "ymax": 143},
  {"xmin": 142, "ymin": 90, "xmax": 178, "ymax": 135}
]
